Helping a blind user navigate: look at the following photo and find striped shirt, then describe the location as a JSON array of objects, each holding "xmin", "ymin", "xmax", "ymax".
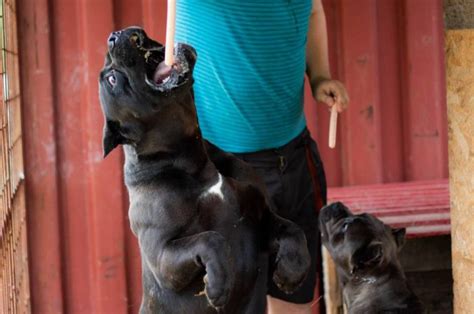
[{"xmin": 175, "ymin": 0, "xmax": 312, "ymax": 153}]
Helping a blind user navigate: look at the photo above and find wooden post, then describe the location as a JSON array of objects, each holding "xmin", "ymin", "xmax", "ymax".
[
  {"xmin": 446, "ymin": 29, "xmax": 474, "ymax": 314},
  {"xmin": 322, "ymin": 248, "xmax": 342, "ymax": 314},
  {"xmin": 444, "ymin": 1, "xmax": 474, "ymax": 311}
]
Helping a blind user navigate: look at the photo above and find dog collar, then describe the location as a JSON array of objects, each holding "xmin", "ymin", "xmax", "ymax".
[{"xmin": 352, "ymin": 275, "xmax": 377, "ymax": 285}]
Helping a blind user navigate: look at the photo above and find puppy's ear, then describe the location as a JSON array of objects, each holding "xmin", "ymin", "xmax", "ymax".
[
  {"xmin": 392, "ymin": 228, "xmax": 406, "ymax": 250},
  {"xmin": 351, "ymin": 243, "xmax": 383, "ymax": 274},
  {"xmin": 103, "ymin": 119, "xmax": 125, "ymax": 158}
]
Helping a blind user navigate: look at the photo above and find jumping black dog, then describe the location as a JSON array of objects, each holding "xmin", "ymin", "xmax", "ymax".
[
  {"xmin": 98, "ymin": 26, "xmax": 311, "ymax": 314},
  {"xmin": 319, "ymin": 202, "xmax": 425, "ymax": 314}
]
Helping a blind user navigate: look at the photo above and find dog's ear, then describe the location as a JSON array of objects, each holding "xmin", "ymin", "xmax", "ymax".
[
  {"xmin": 392, "ymin": 228, "xmax": 406, "ymax": 250},
  {"xmin": 351, "ymin": 243, "xmax": 383, "ymax": 274},
  {"xmin": 103, "ymin": 119, "xmax": 125, "ymax": 158},
  {"xmin": 103, "ymin": 119, "xmax": 146, "ymax": 157}
]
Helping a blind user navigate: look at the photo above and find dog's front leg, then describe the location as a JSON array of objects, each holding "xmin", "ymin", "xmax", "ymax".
[
  {"xmin": 238, "ymin": 183, "xmax": 311, "ymax": 294},
  {"xmin": 139, "ymin": 229, "xmax": 234, "ymax": 309},
  {"xmin": 262, "ymin": 209, "xmax": 311, "ymax": 294}
]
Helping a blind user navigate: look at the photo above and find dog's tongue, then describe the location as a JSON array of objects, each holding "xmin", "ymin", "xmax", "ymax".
[{"xmin": 153, "ymin": 61, "xmax": 172, "ymax": 84}]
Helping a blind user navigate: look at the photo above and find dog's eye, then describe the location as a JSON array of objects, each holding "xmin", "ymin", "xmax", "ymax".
[
  {"xmin": 342, "ymin": 223, "xmax": 349, "ymax": 233},
  {"xmin": 130, "ymin": 33, "xmax": 141, "ymax": 47},
  {"xmin": 107, "ymin": 74, "xmax": 117, "ymax": 87}
]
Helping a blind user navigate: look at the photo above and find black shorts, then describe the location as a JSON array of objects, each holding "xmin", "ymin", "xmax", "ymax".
[{"xmin": 235, "ymin": 128, "xmax": 327, "ymax": 305}]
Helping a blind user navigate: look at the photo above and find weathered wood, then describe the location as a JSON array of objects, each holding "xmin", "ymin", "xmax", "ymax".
[
  {"xmin": 446, "ymin": 29, "xmax": 474, "ymax": 314},
  {"xmin": 322, "ymin": 248, "xmax": 342, "ymax": 314}
]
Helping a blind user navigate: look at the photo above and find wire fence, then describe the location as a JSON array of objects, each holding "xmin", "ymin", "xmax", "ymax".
[{"xmin": 0, "ymin": 0, "xmax": 30, "ymax": 312}]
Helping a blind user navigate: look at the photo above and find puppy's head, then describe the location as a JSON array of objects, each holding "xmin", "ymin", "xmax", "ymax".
[
  {"xmin": 98, "ymin": 26, "xmax": 197, "ymax": 157},
  {"xmin": 319, "ymin": 202, "xmax": 406, "ymax": 277}
]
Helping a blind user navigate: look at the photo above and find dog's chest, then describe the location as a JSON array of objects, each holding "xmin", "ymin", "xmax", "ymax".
[
  {"xmin": 126, "ymin": 174, "xmax": 240, "ymax": 235},
  {"xmin": 198, "ymin": 173, "xmax": 225, "ymax": 201}
]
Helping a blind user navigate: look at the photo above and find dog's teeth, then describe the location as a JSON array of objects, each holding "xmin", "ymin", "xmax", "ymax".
[{"xmin": 163, "ymin": 76, "xmax": 170, "ymax": 84}]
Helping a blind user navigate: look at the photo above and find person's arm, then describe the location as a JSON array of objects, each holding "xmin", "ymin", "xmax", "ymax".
[{"xmin": 306, "ymin": 0, "xmax": 349, "ymax": 112}]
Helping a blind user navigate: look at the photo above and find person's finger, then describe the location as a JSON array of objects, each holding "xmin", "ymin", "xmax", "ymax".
[
  {"xmin": 316, "ymin": 81, "xmax": 349, "ymax": 111},
  {"xmin": 332, "ymin": 84, "xmax": 349, "ymax": 111},
  {"xmin": 319, "ymin": 94, "xmax": 335, "ymax": 108},
  {"xmin": 324, "ymin": 87, "xmax": 342, "ymax": 111},
  {"xmin": 316, "ymin": 86, "xmax": 330, "ymax": 102},
  {"xmin": 339, "ymin": 87, "xmax": 349, "ymax": 108}
]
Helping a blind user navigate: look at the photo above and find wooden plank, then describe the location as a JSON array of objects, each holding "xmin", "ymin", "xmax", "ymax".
[
  {"xmin": 79, "ymin": 0, "xmax": 129, "ymax": 313},
  {"xmin": 113, "ymin": 0, "xmax": 143, "ymax": 30},
  {"xmin": 381, "ymin": 213, "xmax": 450, "ymax": 227},
  {"xmin": 49, "ymin": 0, "xmax": 93, "ymax": 310},
  {"xmin": 361, "ymin": 207, "xmax": 451, "ymax": 217},
  {"xmin": 329, "ymin": 179, "xmax": 448, "ymax": 192},
  {"xmin": 446, "ymin": 29, "xmax": 474, "ymax": 314},
  {"xmin": 400, "ymin": 0, "xmax": 448, "ymax": 181},
  {"xmin": 339, "ymin": 0, "xmax": 383, "ymax": 185},
  {"xmin": 406, "ymin": 225, "xmax": 451, "ymax": 238},
  {"xmin": 322, "ymin": 248, "xmax": 342, "ymax": 314},
  {"xmin": 142, "ymin": 0, "xmax": 167, "ymax": 42},
  {"xmin": 17, "ymin": 0, "xmax": 64, "ymax": 312},
  {"xmin": 377, "ymin": 0, "xmax": 404, "ymax": 183}
]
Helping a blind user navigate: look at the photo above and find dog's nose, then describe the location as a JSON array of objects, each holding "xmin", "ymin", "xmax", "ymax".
[
  {"xmin": 108, "ymin": 31, "xmax": 121, "ymax": 50},
  {"xmin": 344, "ymin": 216, "xmax": 365, "ymax": 228},
  {"xmin": 321, "ymin": 202, "xmax": 349, "ymax": 222},
  {"xmin": 344, "ymin": 216, "xmax": 358, "ymax": 224}
]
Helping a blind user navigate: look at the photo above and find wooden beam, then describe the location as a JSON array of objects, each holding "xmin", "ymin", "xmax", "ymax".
[{"xmin": 446, "ymin": 29, "xmax": 474, "ymax": 314}]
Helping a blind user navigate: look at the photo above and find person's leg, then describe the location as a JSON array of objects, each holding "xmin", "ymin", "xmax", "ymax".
[
  {"xmin": 266, "ymin": 132, "xmax": 327, "ymax": 314},
  {"xmin": 267, "ymin": 296, "xmax": 313, "ymax": 314}
]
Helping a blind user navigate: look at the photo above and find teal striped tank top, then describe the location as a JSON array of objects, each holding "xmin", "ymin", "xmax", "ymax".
[{"xmin": 175, "ymin": 0, "xmax": 312, "ymax": 153}]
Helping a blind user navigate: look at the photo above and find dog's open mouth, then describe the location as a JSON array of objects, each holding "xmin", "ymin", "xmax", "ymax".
[
  {"xmin": 143, "ymin": 43, "xmax": 194, "ymax": 91},
  {"xmin": 105, "ymin": 28, "xmax": 196, "ymax": 93}
]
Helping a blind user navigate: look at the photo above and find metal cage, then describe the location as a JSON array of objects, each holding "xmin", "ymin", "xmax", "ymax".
[{"xmin": 0, "ymin": 0, "xmax": 29, "ymax": 313}]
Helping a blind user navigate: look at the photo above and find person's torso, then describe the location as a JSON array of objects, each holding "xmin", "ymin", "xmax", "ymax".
[{"xmin": 176, "ymin": 0, "xmax": 312, "ymax": 153}]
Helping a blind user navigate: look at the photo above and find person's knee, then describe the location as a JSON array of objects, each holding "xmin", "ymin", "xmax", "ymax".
[{"xmin": 266, "ymin": 296, "xmax": 313, "ymax": 314}]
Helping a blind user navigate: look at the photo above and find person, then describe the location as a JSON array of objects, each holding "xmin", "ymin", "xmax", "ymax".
[{"xmin": 175, "ymin": 0, "xmax": 349, "ymax": 313}]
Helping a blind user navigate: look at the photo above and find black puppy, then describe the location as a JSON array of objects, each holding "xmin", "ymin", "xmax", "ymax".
[
  {"xmin": 98, "ymin": 26, "xmax": 311, "ymax": 314},
  {"xmin": 319, "ymin": 202, "xmax": 424, "ymax": 314}
]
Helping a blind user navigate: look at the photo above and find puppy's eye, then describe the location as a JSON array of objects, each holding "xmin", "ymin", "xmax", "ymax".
[
  {"xmin": 107, "ymin": 73, "xmax": 117, "ymax": 87},
  {"xmin": 342, "ymin": 223, "xmax": 349, "ymax": 233},
  {"xmin": 130, "ymin": 33, "xmax": 141, "ymax": 47}
]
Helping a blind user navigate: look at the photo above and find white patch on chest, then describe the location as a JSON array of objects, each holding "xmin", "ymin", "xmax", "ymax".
[{"xmin": 200, "ymin": 173, "xmax": 224, "ymax": 201}]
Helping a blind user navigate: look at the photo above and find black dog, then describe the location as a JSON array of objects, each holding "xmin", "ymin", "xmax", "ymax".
[
  {"xmin": 319, "ymin": 202, "xmax": 425, "ymax": 314},
  {"xmin": 98, "ymin": 26, "xmax": 311, "ymax": 314}
]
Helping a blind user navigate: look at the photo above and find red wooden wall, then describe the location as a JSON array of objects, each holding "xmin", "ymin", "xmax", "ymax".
[
  {"xmin": 305, "ymin": 0, "xmax": 448, "ymax": 187},
  {"xmin": 17, "ymin": 0, "xmax": 447, "ymax": 313}
]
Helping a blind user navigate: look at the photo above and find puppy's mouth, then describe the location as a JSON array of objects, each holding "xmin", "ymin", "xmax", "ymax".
[
  {"xmin": 319, "ymin": 202, "xmax": 352, "ymax": 244},
  {"xmin": 320, "ymin": 202, "xmax": 350, "ymax": 226},
  {"xmin": 144, "ymin": 43, "xmax": 195, "ymax": 91}
]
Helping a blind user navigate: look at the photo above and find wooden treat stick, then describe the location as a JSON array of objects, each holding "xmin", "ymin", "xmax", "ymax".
[
  {"xmin": 165, "ymin": 0, "xmax": 176, "ymax": 66},
  {"xmin": 329, "ymin": 106, "xmax": 338, "ymax": 149}
]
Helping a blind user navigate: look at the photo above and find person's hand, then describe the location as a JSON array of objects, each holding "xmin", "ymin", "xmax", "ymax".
[{"xmin": 314, "ymin": 79, "xmax": 349, "ymax": 113}]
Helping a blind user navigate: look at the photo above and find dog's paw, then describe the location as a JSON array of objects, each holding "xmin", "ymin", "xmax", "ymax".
[
  {"xmin": 203, "ymin": 270, "xmax": 233, "ymax": 309},
  {"xmin": 272, "ymin": 237, "xmax": 311, "ymax": 294},
  {"xmin": 194, "ymin": 232, "xmax": 235, "ymax": 310}
]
